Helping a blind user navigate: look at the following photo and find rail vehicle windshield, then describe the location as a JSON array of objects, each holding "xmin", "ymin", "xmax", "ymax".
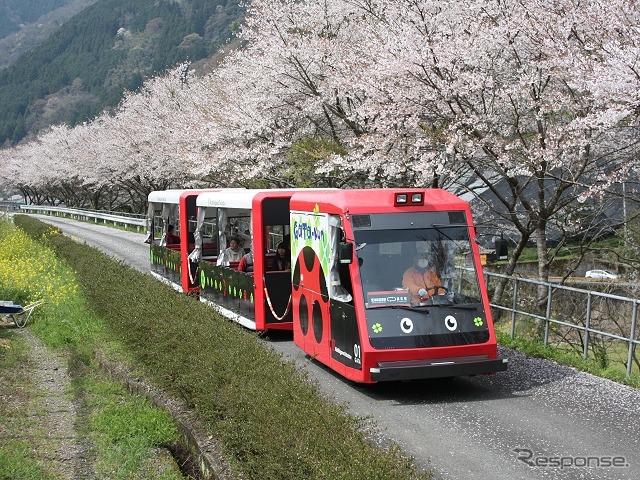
[{"xmin": 352, "ymin": 211, "xmax": 482, "ymax": 309}]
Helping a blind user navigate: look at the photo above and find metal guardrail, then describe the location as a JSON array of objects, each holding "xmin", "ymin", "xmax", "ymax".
[
  {"xmin": 19, "ymin": 205, "xmax": 147, "ymax": 231},
  {"xmin": 0, "ymin": 201, "xmax": 22, "ymax": 211},
  {"xmin": 485, "ymin": 271, "xmax": 639, "ymax": 377}
]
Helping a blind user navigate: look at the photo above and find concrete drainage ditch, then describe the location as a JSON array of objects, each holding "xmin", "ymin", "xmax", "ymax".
[{"xmin": 95, "ymin": 352, "xmax": 233, "ymax": 480}]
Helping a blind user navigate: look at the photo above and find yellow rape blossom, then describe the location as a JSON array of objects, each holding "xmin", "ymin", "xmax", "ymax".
[{"xmin": 0, "ymin": 221, "xmax": 78, "ymax": 307}]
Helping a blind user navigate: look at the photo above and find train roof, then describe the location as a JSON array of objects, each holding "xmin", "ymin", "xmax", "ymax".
[
  {"xmin": 290, "ymin": 188, "xmax": 468, "ymax": 214},
  {"xmin": 148, "ymin": 188, "xmax": 247, "ymax": 205},
  {"xmin": 196, "ymin": 188, "xmax": 337, "ymax": 209},
  {"xmin": 148, "ymin": 189, "xmax": 204, "ymax": 204}
]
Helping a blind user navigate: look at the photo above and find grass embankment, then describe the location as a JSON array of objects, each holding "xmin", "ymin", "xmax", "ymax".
[
  {"xmin": 0, "ymin": 220, "xmax": 184, "ymax": 479},
  {"xmin": 10, "ymin": 215, "xmax": 430, "ymax": 479}
]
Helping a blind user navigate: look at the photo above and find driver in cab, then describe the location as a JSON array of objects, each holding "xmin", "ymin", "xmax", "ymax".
[{"xmin": 402, "ymin": 254, "xmax": 442, "ymax": 304}]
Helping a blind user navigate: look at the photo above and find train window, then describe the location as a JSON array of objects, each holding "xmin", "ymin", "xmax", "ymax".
[
  {"xmin": 265, "ymin": 224, "xmax": 289, "ymax": 252},
  {"xmin": 227, "ymin": 216, "xmax": 251, "ymax": 251},
  {"xmin": 355, "ymin": 225, "xmax": 482, "ymax": 306},
  {"xmin": 201, "ymin": 218, "xmax": 217, "ymax": 239},
  {"xmin": 355, "ymin": 220, "xmax": 489, "ymax": 350},
  {"xmin": 153, "ymin": 214, "xmax": 164, "ymax": 240},
  {"xmin": 328, "ymin": 215, "xmax": 352, "ymax": 303},
  {"xmin": 151, "ymin": 203, "xmax": 177, "ymax": 244}
]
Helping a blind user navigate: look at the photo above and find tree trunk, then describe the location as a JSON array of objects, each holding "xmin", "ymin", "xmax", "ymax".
[
  {"xmin": 535, "ymin": 219, "xmax": 550, "ymax": 336},
  {"xmin": 490, "ymin": 232, "xmax": 530, "ymax": 323}
]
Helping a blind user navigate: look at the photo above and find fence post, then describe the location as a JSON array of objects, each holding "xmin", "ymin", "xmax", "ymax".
[
  {"xmin": 583, "ymin": 293, "xmax": 592, "ymax": 360},
  {"xmin": 543, "ymin": 284, "xmax": 553, "ymax": 346},
  {"xmin": 627, "ymin": 300, "xmax": 638, "ymax": 377},
  {"xmin": 510, "ymin": 280, "xmax": 519, "ymax": 339}
]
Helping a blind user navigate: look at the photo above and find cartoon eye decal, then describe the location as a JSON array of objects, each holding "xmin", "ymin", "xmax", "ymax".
[
  {"xmin": 444, "ymin": 315, "xmax": 457, "ymax": 331},
  {"xmin": 400, "ymin": 317, "xmax": 413, "ymax": 333}
]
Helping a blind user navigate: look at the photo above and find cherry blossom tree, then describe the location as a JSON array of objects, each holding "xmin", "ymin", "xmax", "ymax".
[
  {"xmin": 200, "ymin": 0, "xmax": 404, "ymax": 187},
  {"xmin": 2, "ymin": 0, "xmax": 639, "ymax": 295},
  {"xmin": 334, "ymin": 0, "xmax": 640, "ymax": 285},
  {"xmin": 205, "ymin": 0, "xmax": 640, "ymax": 286}
]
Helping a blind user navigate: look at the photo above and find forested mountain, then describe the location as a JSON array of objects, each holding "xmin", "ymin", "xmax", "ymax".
[
  {"xmin": 0, "ymin": 0, "xmax": 71, "ymax": 38},
  {"xmin": 0, "ymin": 0, "xmax": 242, "ymax": 147},
  {"xmin": 0, "ymin": 0, "xmax": 98, "ymax": 69}
]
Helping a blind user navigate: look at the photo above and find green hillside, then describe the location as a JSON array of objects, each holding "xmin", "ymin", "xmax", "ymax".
[
  {"xmin": 0, "ymin": 0, "xmax": 242, "ymax": 146},
  {"xmin": 0, "ymin": 0, "xmax": 71, "ymax": 38}
]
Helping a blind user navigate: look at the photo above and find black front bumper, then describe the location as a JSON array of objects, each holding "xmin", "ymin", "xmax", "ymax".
[{"xmin": 370, "ymin": 355, "xmax": 508, "ymax": 382}]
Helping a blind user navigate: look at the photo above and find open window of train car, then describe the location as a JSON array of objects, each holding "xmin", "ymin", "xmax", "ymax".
[
  {"xmin": 146, "ymin": 190, "xmax": 191, "ymax": 291},
  {"xmin": 195, "ymin": 189, "xmax": 331, "ymax": 331},
  {"xmin": 258, "ymin": 195, "xmax": 294, "ymax": 329},
  {"xmin": 265, "ymin": 223, "xmax": 288, "ymax": 250},
  {"xmin": 189, "ymin": 207, "xmax": 218, "ymax": 263},
  {"xmin": 147, "ymin": 189, "xmax": 223, "ymax": 294},
  {"xmin": 146, "ymin": 190, "xmax": 181, "ymax": 246},
  {"xmin": 195, "ymin": 190, "xmax": 260, "ymax": 329},
  {"xmin": 220, "ymin": 212, "xmax": 252, "ymax": 266}
]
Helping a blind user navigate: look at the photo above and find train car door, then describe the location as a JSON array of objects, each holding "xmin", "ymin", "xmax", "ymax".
[{"xmin": 253, "ymin": 195, "xmax": 294, "ymax": 331}]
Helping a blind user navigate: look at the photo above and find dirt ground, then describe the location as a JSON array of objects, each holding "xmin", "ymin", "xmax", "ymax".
[
  {"xmin": 1, "ymin": 318, "xmax": 230, "ymax": 480},
  {"xmin": 0, "ymin": 320, "xmax": 94, "ymax": 479}
]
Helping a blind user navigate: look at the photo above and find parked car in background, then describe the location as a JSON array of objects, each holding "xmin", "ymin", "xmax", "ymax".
[{"xmin": 585, "ymin": 269, "xmax": 618, "ymax": 280}]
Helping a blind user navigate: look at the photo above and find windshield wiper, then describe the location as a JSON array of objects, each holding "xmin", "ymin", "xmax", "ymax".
[
  {"xmin": 449, "ymin": 303, "xmax": 479, "ymax": 309},
  {"xmin": 387, "ymin": 305, "xmax": 430, "ymax": 313},
  {"xmin": 427, "ymin": 298, "xmax": 480, "ymax": 309}
]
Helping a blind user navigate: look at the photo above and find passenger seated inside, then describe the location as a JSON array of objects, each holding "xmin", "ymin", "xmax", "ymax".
[
  {"xmin": 220, "ymin": 237, "xmax": 244, "ymax": 266},
  {"xmin": 233, "ymin": 227, "xmax": 252, "ymax": 253},
  {"xmin": 166, "ymin": 224, "xmax": 180, "ymax": 245},
  {"xmin": 238, "ymin": 251, "xmax": 254, "ymax": 273},
  {"xmin": 271, "ymin": 242, "xmax": 291, "ymax": 271},
  {"xmin": 402, "ymin": 254, "xmax": 442, "ymax": 304}
]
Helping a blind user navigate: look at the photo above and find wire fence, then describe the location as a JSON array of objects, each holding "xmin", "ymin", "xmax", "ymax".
[{"xmin": 485, "ymin": 271, "xmax": 639, "ymax": 377}]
